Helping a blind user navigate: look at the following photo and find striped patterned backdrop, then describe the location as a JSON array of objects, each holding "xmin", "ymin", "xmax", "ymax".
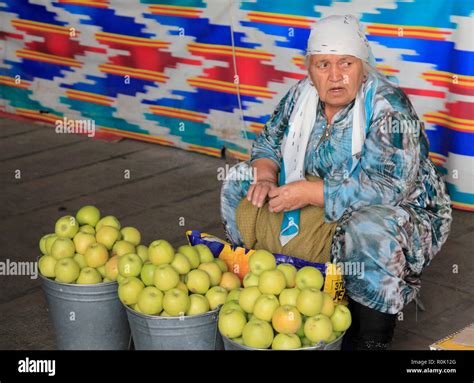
[{"xmin": 0, "ymin": 0, "xmax": 473, "ymax": 210}]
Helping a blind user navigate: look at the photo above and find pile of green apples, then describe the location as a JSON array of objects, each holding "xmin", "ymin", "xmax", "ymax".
[
  {"xmin": 218, "ymin": 249, "xmax": 352, "ymax": 350},
  {"xmin": 116, "ymin": 241, "xmax": 242, "ymax": 317},
  {"xmin": 38, "ymin": 205, "xmax": 144, "ymax": 284}
]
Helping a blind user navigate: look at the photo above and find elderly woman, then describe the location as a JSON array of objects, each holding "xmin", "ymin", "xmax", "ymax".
[{"xmin": 220, "ymin": 15, "xmax": 452, "ymax": 349}]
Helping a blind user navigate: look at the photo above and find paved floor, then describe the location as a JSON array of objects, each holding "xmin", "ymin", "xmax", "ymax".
[{"xmin": 0, "ymin": 116, "xmax": 472, "ymax": 350}]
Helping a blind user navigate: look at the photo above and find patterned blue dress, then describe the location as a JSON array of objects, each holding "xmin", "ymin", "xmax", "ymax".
[{"xmin": 221, "ymin": 74, "xmax": 452, "ymax": 314}]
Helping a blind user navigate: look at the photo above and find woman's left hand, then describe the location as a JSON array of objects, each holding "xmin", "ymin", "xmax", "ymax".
[{"xmin": 268, "ymin": 180, "xmax": 323, "ymax": 213}]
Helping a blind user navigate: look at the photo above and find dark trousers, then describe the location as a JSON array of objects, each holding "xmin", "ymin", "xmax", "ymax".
[{"xmin": 342, "ymin": 297, "xmax": 397, "ymax": 350}]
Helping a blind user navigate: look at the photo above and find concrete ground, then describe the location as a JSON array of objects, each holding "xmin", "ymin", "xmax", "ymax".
[{"xmin": 0, "ymin": 116, "xmax": 472, "ymax": 350}]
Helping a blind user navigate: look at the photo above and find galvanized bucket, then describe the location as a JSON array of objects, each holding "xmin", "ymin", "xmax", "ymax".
[
  {"xmin": 125, "ymin": 305, "xmax": 224, "ymax": 350},
  {"xmin": 40, "ymin": 274, "xmax": 131, "ymax": 350},
  {"xmin": 222, "ymin": 332, "xmax": 344, "ymax": 351}
]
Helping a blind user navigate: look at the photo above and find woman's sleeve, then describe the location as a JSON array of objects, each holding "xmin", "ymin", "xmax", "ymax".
[
  {"xmin": 323, "ymin": 111, "xmax": 421, "ymax": 222},
  {"xmin": 250, "ymin": 83, "xmax": 299, "ymax": 168}
]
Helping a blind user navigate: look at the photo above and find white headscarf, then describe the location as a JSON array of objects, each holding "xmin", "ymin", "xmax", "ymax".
[{"xmin": 279, "ymin": 14, "xmax": 377, "ymax": 247}]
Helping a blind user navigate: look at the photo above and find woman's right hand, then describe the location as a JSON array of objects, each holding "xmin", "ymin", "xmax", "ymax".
[{"xmin": 246, "ymin": 179, "xmax": 278, "ymax": 208}]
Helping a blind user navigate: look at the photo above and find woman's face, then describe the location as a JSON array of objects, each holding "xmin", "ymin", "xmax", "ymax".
[{"xmin": 308, "ymin": 54, "xmax": 365, "ymax": 109}]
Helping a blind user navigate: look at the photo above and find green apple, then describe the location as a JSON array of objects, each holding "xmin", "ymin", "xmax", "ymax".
[
  {"xmin": 153, "ymin": 264, "xmax": 179, "ymax": 291},
  {"xmin": 243, "ymin": 272, "xmax": 259, "ymax": 288},
  {"xmin": 171, "ymin": 253, "xmax": 191, "ymax": 275},
  {"xmin": 215, "ymin": 258, "xmax": 228, "ymax": 273},
  {"xmin": 296, "ymin": 288, "xmax": 323, "ymax": 317},
  {"xmin": 96, "ymin": 226, "xmax": 120, "ymax": 250},
  {"xmin": 176, "ymin": 281, "xmax": 188, "ymax": 294},
  {"xmin": 118, "ymin": 277, "xmax": 144, "ymax": 305},
  {"xmin": 118, "ymin": 253, "xmax": 143, "ymax": 278},
  {"xmin": 177, "ymin": 245, "xmax": 200, "ymax": 269},
  {"xmin": 73, "ymin": 253, "xmax": 87, "ymax": 269},
  {"xmin": 97, "ymin": 265, "xmax": 106, "ymax": 278},
  {"xmin": 277, "ymin": 263, "xmax": 297, "ymax": 288},
  {"xmin": 232, "ymin": 337, "xmax": 244, "ymax": 345},
  {"xmin": 76, "ymin": 267, "xmax": 102, "ymax": 284},
  {"xmin": 205, "ymin": 286, "xmax": 228, "ymax": 310},
  {"xmin": 160, "ymin": 311, "xmax": 172, "ymax": 317},
  {"xmin": 271, "ymin": 333, "xmax": 301, "ymax": 350},
  {"xmin": 45, "ymin": 234, "xmax": 58, "ymax": 255},
  {"xmin": 218, "ymin": 308, "xmax": 247, "ymax": 339},
  {"xmin": 117, "ymin": 274, "xmax": 126, "ymax": 284},
  {"xmin": 105, "ymin": 255, "xmax": 119, "ymax": 281},
  {"xmin": 39, "ymin": 233, "xmax": 53, "ymax": 254},
  {"xmin": 51, "ymin": 237, "xmax": 75, "ymax": 260},
  {"xmin": 76, "ymin": 205, "xmax": 101, "ymax": 227},
  {"xmin": 238, "ymin": 287, "xmax": 262, "ymax": 314},
  {"xmin": 219, "ymin": 271, "xmax": 241, "ymax": 291},
  {"xmin": 120, "ymin": 226, "xmax": 141, "ymax": 246},
  {"xmin": 137, "ymin": 287, "xmax": 163, "ymax": 315},
  {"xmin": 73, "ymin": 232, "xmax": 96, "ymax": 255},
  {"xmin": 186, "ymin": 294, "xmax": 210, "ymax": 316},
  {"xmin": 253, "ymin": 294, "xmax": 279, "ymax": 322},
  {"xmin": 194, "ymin": 244, "xmax": 214, "ymax": 263},
  {"xmin": 220, "ymin": 300, "xmax": 244, "ymax": 314},
  {"xmin": 185, "ymin": 269, "xmax": 210, "ymax": 294},
  {"xmin": 95, "ymin": 215, "xmax": 121, "ymax": 231},
  {"xmin": 38, "ymin": 255, "xmax": 57, "ymax": 278},
  {"xmin": 247, "ymin": 314, "xmax": 258, "ymax": 322},
  {"xmin": 258, "ymin": 269, "xmax": 286, "ymax": 295},
  {"xmin": 55, "ymin": 215, "xmax": 79, "ymax": 238},
  {"xmin": 54, "ymin": 258, "xmax": 80, "ymax": 283},
  {"xmin": 226, "ymin": 288, "xmax": 242, "ymax": 303},
  {"xmin": 248, "ymin": 249, "xmax": 276, "ymax": 276},
  {"xmin": 84, "ymin": 243, "xmax": 109, "ymax": 268},
  {"xmin": 148, "ymin": 240, "xmax": 175, "ymax": 265},
  {"xmin": 271, "ymin": 305, "xmax": 302, "ymax": 334},
  {"xmin": 301, "ymin": 337, "xmax": 312, "ymax": 347},
  {"xmin": 296, "ymin": 321, "xmax": 305, "ymax": 337},
  {"xmin": 112, "ymin": 240, "xmax": 135, "ymax": 257},
  {"xmin": 295, "ymin": 266, "xmax": 324, "ymax": 290},
  {"xmin": 163, "ymin": 288, "xmax": 190, "ymax": 316},
  {"xmin": 198, "ymin": 262, "xmax": 222, "ymax": 286},
  {"xmin": 279, "ymin": 288, "xmax": 301, "ymax": 307},
  {"xmin": 140, "ymin": 262, "xmax": 157, "ymax": 286},
  {"xmin": 79, "ymin": 225, "xmax": 95, "ymax": 235},
  {"xmin": 132, "ymin": 303, "xmax": 142, "ymax": 313},
  {"xmin": 327, "ymin": 332, "xmax": 337, "ymax": 343},
  {"xmin": 320, "ymin": 292, "xmax": 335, "ymax": 317},
  {"xmin": 103, "ymin": 277, "xmax": 113, "ymax": 283},
  {"xmin": 330, "ymin": 304, "xmax": 352, "ymax": 332},
  {"xmin": 304, "ymin": 314, "xmax": 333, "ymax": 344},
  {"xmin": 136, "ymin": 245, "xmax": 149, "ymax": 263},
  {"xmin": 242, "ymin": 319, "xmax": 274, "ymax": 349}
]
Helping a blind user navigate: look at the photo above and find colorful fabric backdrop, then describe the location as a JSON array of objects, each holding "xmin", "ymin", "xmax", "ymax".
[{"xmin": 0, "ymin": 0, "xmax": 473, "ymax": 211}]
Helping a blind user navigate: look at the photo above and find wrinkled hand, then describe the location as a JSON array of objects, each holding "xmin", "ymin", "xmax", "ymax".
[
  {"xmin": 246, "ymin": 179, "xmax": 278, "ymax": 208},
  {"xmin": 267, "ymin": 180, "xmax": 312, "ymax": 213}
]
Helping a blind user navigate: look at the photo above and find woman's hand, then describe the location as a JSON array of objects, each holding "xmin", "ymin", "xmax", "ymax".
[
  {"xmin": 247, "ymin": 158, "xmax": 279, "ymax": 208},
  {"xmin": 268, "ymin": 179, "xmax": 324, "ymax": 212},
  {"xmin": 247, "ymin": 179, "xmax": 278, "ymax": 208}
]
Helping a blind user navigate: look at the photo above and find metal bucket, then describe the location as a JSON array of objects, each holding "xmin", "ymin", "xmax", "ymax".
[
  {"xmin": 125, "ymin": 305, "xmax": 224, "ymax": 350},
  {"xmin": 222, "ymin": 332, "xmax": 344, "ymax": 351},
  {"xmin": 40, "ymin": 274, "xmax": 131, "ymax": 350}
]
